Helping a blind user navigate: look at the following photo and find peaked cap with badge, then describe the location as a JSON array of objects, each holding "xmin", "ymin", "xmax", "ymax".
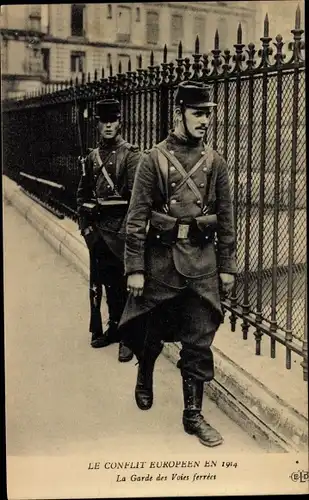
[
  {"xmin": 175, "ymin": 81, "xmax": 217, "ymax": 109},
  {"xmin": 95, "ymin": 98, "xmax": 121, "ymax": 122}
]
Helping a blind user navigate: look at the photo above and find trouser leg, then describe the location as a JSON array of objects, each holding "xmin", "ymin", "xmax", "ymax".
[
  {"xmin": 88, "ymin": 245, "xmax": 104, "ymax": 346},
  {"xmin": 135, "ymin": 310, "xmax": 164, "ymax": 410},
  {"xmin": 178, "ymin": 292, "xmax": 223, "ymax": 447},
  {"xmin": 101, "ymin": 265, "xmax": 133, "ymax": 361}
]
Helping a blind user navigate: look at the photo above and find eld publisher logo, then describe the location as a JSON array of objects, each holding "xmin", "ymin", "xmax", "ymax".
[{"xmin": 290, "ymin": 470, "xmax": 309, "ymax": 483}]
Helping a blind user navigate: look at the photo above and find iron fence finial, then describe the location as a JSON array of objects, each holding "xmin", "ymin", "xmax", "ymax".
[
  {"xmin": 295, "ymin": 4, "xmax": 301, "ymax": 29},
  {"xmin": 163, "ymin": 44, "xmax": 167, "ymax": 63},
  {"xmin": 264, "ymin": 13, "xmax": 269, "ymax": 37},
  {"xmin": 178, "ymin": 41, "xmax": 182, "ymax": 59},
  {"xmin": 237, "ymin": 23, "xmax": 242, "ymax": 44},
  {"xmin": 195, "ymin": 35, "xmax": 200, "ymax": 54},
  {"xmin": 214, "ymin": 29, "xmax": 219, "ymax": 50}
]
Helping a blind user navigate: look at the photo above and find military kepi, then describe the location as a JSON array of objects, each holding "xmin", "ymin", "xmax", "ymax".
[
  {"xmin": 95, "ymin": 98, "xmax": 121, "ymax": 121},
  {"xmin": 175, "ymin": 81, "xmax": 217, "ymax": 109}
]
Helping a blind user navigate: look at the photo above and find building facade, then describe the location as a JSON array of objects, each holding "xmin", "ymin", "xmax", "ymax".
[{"xmin": 1, "ymin": 2, "xmax": 259, "ymax": 99}]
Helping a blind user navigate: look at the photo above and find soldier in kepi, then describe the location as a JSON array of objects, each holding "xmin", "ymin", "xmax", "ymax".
[
  {"xmin": 76, "ymin": 98, "xmax": 142, "ymax": 362},
  {"xmin": 119, "ymin": 81, "xmax": 237, "ymax": 446}
]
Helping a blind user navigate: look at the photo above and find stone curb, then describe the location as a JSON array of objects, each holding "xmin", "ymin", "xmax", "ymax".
[{"xmin": 3, "ymin": 176, "xmax": 308, "ymax": 453}]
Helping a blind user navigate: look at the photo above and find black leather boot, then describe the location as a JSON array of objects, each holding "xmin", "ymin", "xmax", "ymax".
[
  {"xmin": 182, "ymin": 377, "xmax": 223, "ymax": 447},
  {"xmin": 91, "ymin": 320, "xmax": 120, "ymax": 348},
  {"xmin": 118, "ymin": 341, "xmax": 134, "ymax": 362},
  {"xmin": 135, "ymin": 341, "xmax": 163, "ymax": 410}
]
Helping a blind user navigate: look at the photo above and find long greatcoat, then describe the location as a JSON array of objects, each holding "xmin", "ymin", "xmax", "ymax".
[{"xmin": 119, "ymin": 133, "xmax": 237, "ymax": 338}]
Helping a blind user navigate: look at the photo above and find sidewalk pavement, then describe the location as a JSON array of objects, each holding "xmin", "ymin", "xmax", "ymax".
[
  {"xmin": 3, "ymin": 175, "xmax": 308, "ymax": 453},
  {"xmin": 4, "ymin": 201, "xmax": 263, "ymax": 456}
]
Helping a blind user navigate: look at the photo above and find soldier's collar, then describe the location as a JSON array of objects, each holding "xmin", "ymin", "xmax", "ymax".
[
  {"xmin": 98, "ymin": 134, "xmax": 125, "ymax": 149},
  {"xmin": 168, "ymin": 130, "xmax": 203, "ymax": 147}
]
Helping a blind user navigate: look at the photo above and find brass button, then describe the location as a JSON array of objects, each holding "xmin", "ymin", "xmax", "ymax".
[
  {"xmin": 170, "ymin": 199, "xmax": 177, "ymax": 204},
  {"xmin": 112, "ymin": 151, "xmax": 116, "ymax": 154},
  {"xmin": 196, "ymin": 200, "xmax": 201, "ymax": 206},
  {"xmin": 171, "ymin": 182, "xmax": 176, "ymax": 188},
  {"xmin": 170, "ymin": 166, "xmax": 176, "ymax": 172},
  {"xmin": 200, "ymin": 183, "xmax": 205, "ymax": 188},
  {"xmin": 169, "ymin": 150, "xmax": 174, "ymax": 154},
  {"xmin": 109, "ymin": 162, "xmax": 113, "ymax": 165},
  {"xmin": 201, "ymin": 151, "xmax": 205, "ymax": 155},
  {"xmin": 202, "ymin": 167, "xmax": 207, "ymax": 172}
]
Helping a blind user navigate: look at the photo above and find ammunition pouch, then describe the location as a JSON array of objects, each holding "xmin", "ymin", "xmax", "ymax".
[
  {"xmin": 147, "ymin": 211, "xmax": 217, "ymax": 248},
  {"xmin": 188, "ymin": 214, "xmax": 217, "ymax": 247},
  {"xmin": 147, "ymin": 211, "xmax": 178, "ymax": 246}
]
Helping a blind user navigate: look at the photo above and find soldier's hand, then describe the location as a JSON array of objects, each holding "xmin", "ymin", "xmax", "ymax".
[
  {"xmin": 127, "ymin": 273, "xmax": 145, "ymax": 297},
  {"xmin": 219, "ymin": 273, "xmax": 235, "ymax": 296}
]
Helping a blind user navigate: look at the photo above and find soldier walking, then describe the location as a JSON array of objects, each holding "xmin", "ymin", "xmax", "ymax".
[
  {"xmin": 120, "ymin": 82, "xmax": 237, "ymax": 445},
  {"xmin": 77, "ymin": 98, "xmax": 141, "ymax": 362}
]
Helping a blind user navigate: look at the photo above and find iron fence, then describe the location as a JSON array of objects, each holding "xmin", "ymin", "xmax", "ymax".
[{"xmin": 2, "ymin": 7, "xmax": 307, "ymax": 380}]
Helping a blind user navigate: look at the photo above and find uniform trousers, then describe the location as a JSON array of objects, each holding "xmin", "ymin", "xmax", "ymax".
[
  {"xmin": 140, "ymin": 289, "xmax": 218, "ymax": 383},
  {"xmin": 88, "ymin": 237, "xmax": 127, "ymax": 335}
]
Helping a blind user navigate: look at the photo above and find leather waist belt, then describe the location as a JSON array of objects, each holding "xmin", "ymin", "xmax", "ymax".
[{"xmin": 148, "ymin": 219, "xmax": 216, "ymax": 247}]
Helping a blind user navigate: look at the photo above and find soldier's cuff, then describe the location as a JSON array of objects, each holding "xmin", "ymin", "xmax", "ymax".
[
  {"xmin": 125, "ymin": 260, "xmax": 145, "ymax": 276},
  {"xmin": 218, "ymin": 258, "xmax": 237, "ymax": 275}
]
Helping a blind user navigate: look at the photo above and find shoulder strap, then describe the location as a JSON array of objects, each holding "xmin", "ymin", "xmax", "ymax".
[
  {"xmin": 94, "ymin": 148, "xmax": 119, "ymax": 194},
  {"xmin": 155, "ymin": 143, "xmax": 203, "ymax": 203},
  {"xmin": 122, "ymin": 141, "xmax": 139, "ymax": 152}
]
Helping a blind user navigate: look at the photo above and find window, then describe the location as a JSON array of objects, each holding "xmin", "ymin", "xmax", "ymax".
[
  {"xmin": 171, "ymin": 14, "xmax": 183, "ymax": 45},
  {"xmin": 71, "ymin": 51, "xmax": 85, "ymax": 73},
  {"xmin": 117, "ymin": 53, "xmax": 130, "ymax": 72},
  {"xmin": 116, "ymin": 6, "xmax": 131, "ymax": 42},
  {"xmin": 146, "ymin": 11, "xmax": 159, "ymax": 44},
  {"xmin": 136, "ymin": 7, "xmax": 140, "ymax": 22},
  {"xmin": 29, "ymin": 7, "xmax": 41, "ymax": 31},
  {"xmin": 1, "ymin": 39, "xmax": 8, "ymax": 71},
  {"xmin": 193, "ymin": 16, "xmax": 205, "ymax": 52},
  {"xmin": 42, "ymin": 48, "xmax": 50, "ymax": 77},
  {"xmin": 107, "ymin": 4, "xmax": 112, "ymax": 19},
  {"xmin": 107, "ymin": 53, "xmax": 112, "ymax": 69},
  {"xmin": 240, "ymin": 19, "xmax": 248, "ymax": 44},
  {"xmin": 217, "ymin": 17, "xmax": 228, "ymax": 49},
  {"xmin": 29, "ymin": 47, "xmax": 41, "ymax": 73},
  {"xmin": 41, "ymin": 5, "xmax": 50, "ymax": 34},
  {"xmin": 71, "ymin": 4, "xmax": 85, "ymax": 37}
]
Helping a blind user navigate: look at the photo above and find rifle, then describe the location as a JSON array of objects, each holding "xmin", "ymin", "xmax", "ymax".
[{"xmin": 74, "ymin": 85, "xmax": 104, "ymax": 337}]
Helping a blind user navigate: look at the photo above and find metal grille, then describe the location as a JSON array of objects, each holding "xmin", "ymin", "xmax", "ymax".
[{"xmin": 2, "ymin": 9, "xmax": 307, "ymax": 380}]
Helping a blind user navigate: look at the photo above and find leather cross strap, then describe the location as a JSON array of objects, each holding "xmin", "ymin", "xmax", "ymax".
[
  {"xmin": 94, "ymin": 148, "xmax": 120, "ymax": 196},
  {"xmin": 155, "ymin": 143, "xmax": 208, "ymax": 204}
]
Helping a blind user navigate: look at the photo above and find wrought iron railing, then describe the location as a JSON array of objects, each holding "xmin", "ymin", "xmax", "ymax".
[{"xmin": 2, "ymin": 6, "xmax": 307, "ymax": 380}]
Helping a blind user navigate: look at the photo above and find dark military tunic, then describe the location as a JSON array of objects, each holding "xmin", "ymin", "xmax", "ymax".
[
  {"xmin": 120, "ymin": 132, "xmax": 237, "ymax": 334},
  {"xmin": 77, "ymin": 135, "xmax": 141, "ymax": 260}
]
